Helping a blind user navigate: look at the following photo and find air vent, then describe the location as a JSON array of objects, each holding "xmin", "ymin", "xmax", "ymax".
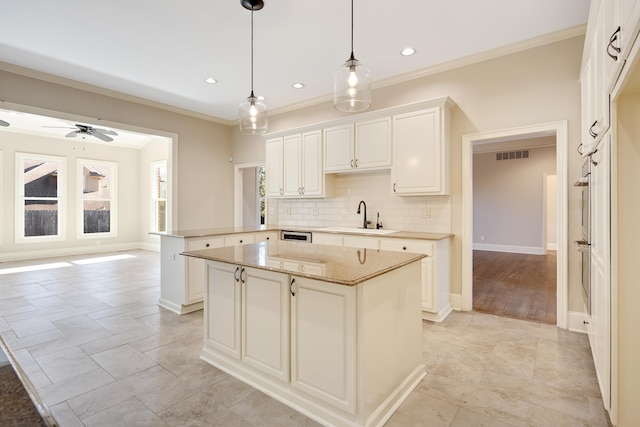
[{"xmin": 496, "ymin": 150, "xmax": 529, "ymax": 161}]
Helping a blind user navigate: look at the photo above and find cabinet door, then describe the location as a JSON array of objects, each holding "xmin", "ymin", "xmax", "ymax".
[
  {"xmin": 206, "ymin": 262, "xmax": 242, "ymax": 358},
  {"xmin": 291, "ymin": 276, "xmax": 356, "ymax": 414},
  {"xmin": 392, "ymin": 108, "xmax": 449, "ymax": 195},
  {"xmin": 266, "ymin": 137, "xmax": 284, "ymax": 197},
  {"xmin": 301, "ymin": 130, "xmax": 323, "ymax": 196},
  {"xmin": 616, "ymin": 0, "xmax": 640, "ymax": 61},
  {"xmin": 420, "ymin": 257, "xmax": 434, "ymax": 312},
  {"xmin": 283, "ymin": 134, "xmax": 302, "ymax": 196},
  {"xmin": 242, "ymin": 267, "xmax": 290, "ymax": 382},
  {"xmin": 186, "ymin": 237, "xmax": 224, "ymax": 303},
  {"xmin": 355, "ymin": 116, "xmax": 392, "ymax": 170},
  {"xmin": 324, "ymin": 124, "xmax": 354, "ymax": 172},
  {"xmin": 224, "ymin": 233, "xmax": 255, "ymax": 246}
]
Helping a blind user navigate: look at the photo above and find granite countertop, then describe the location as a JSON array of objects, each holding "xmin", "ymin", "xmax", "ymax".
[
  {"xmin": 181, "ymin": 241, "xmax": 427, "ymax": 286},
  {"xmin": 150, "ymin": 225, "xmax": 280, "ymax": 238},
  {"xmin": 154, "ymin": 225, "xmax": 452, "ymax": 241}
]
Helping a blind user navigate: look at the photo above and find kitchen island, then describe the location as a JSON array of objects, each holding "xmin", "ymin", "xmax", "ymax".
[{"xmin": 182, "ymin": 241, "xmax": 426, "ymax": 427}]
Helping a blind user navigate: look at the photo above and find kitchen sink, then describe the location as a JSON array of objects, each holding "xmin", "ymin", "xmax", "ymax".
[{"xmin": 317, "ymin": 227, "xmax": 399, "ymax": 235}]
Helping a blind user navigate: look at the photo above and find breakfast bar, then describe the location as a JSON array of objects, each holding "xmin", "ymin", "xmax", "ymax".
[{"xmin": 182, "ymin": 241, "xmax": 426, "ymax": 427}]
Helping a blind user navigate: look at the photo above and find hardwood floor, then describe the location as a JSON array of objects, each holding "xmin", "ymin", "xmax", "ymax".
[{"xmin": 473, "ymin": 250, "xmax": 557, "ymax": 324}]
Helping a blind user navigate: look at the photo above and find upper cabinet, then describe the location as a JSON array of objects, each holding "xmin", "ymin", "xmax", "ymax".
[
  {"xmin": 392, "ymin": 98, "xmax": 453, "ymax": 195},
  {"xmin": 580, "ymin": 0, "xmax": 640, "ymax": 157},
  {"xmin": 283, "ymin": 130, "xmax": 324, "ymax": 197},
  {"xmin": 265, "ymin": 137, "xmax": 284, "ymax": 197},
  {"xmin": 324, "ymin": 117, "xmax": 392, "ymax": 173}
]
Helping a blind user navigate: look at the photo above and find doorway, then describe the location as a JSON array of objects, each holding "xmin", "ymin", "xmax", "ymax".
[
  {"xmin": 461, "ymin": 121, "xmax": 569, "ymax": 328},
  {"xmin": 234, "ymin": 162, "xmax": 266, "ymax": 227}
]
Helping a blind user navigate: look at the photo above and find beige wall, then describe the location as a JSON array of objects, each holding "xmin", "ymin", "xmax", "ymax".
[
  {"xmin": 234, "ymin": 35, "xmax": 585, "ymax": 310},
  {"xmin": 473, "ymin": 145, "xmax": 557, "ymax": 253},
  {"xmin": 0, "ymin": 68, "xmax": 235, "ymax": 234}
]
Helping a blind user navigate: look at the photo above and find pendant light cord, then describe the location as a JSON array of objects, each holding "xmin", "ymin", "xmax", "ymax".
[
  {"xmin": 250, "ymin": 8, "xmax": 255, "ymax": 96},
  {"xmin": 350, "ymin": 0, "xmax": 355, "ymax": 59}
]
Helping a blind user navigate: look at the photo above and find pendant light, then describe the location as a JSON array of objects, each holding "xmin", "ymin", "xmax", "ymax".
[
  {"xmin": 239, "ymin": 0, "xmax": 267, "ymax": 134},
  {"xmin": 333, "ymin": 0, "xmax": 371, "ymax": 112}
]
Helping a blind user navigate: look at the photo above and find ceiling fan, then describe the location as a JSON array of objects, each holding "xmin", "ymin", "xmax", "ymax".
[
  {"xmin": 44, "ymin": 123, "xmax": 118, "ymax": 142},
  {"xmin": 0, "ymin": 118, "xmax": 9, "ymax": 127}
]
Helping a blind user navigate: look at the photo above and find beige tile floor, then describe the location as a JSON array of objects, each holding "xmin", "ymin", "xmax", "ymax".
[{"xmin": 0, "ymin": 250, "xmax": 610, "ymax": 426}]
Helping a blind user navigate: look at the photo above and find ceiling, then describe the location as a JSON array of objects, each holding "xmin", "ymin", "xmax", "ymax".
[{"xmin": 0, "ymin": 0, "xmax": 590, "ymax": 128}]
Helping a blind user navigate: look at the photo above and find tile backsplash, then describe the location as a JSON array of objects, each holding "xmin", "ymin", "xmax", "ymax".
[{"xmin": 268, "ymin": 171, "xmax": 451, "ymax": 233}]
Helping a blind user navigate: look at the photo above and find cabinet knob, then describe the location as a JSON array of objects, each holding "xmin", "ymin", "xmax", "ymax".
[
  {"xmin": 205, "ymin": 243, "xmax": 210, "ymax": 247},
  {"xmin": 239, "ymin": 240, "xmax": 243, "ymax": 244},
  {"xmin": 403, "ymin": 246, "xmax": 407, "ymax": 250},
  {"xmin": 266, "ymin": 237, "xmax": 270, "ymax": 240}
]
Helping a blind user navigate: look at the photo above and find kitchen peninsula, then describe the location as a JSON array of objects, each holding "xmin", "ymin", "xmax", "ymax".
[{"xmin": 182, "ymin": 241, "xmax": 426, "ymax": 427}]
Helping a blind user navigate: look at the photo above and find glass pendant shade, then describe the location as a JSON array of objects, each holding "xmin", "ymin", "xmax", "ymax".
[
  {"xmin": 239, "ymin": 93, "xmax": 267, "ymax": 134},
  {"xmin": 334, "ymin": 56, "xmax": 371, "ymax": 112}
]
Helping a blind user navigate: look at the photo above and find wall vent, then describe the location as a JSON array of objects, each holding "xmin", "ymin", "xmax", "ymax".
[{"xmin": 496, "ymin": 150, "xmax": 529, "ymax": 161}]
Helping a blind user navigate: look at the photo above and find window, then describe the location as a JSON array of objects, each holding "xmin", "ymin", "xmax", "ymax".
[
  {"xmin": 78, "ymin": 159, "xmax": 117, "ymax": 237},
  {"xmin": 151, "ymin": 161, "xmax": 167, "ymax": 233},
  {"xmin": 16, "ymin": 153, "xmax": 66, "ymax": 242}
]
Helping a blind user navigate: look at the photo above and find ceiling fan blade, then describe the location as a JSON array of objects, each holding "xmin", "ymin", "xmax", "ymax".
[
  {"xmin": 43, "ymin": 125, "xmax": 77, "ymax": 129},
  {"xmin": 66, "ymin": 131, "xmax": 79, "ymax": 138},
  {"xmin": 0, "ymin": 119, "xmax": 9, "ymax": 127},
  {"xmin": 93, "ymin": 132, "xmax": 114, "ymax": 142},
  {"xmin": 93, "ymin": 127, "xmax": 118, "ymax": 136}
]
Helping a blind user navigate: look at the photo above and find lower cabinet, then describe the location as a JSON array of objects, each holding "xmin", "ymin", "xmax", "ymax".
[
  {"xmin": 206, "ymin": 262, "xmax": 290, "ymax": 381},
  {"xmin": 291, "ymin": 276, "xmax": 356, "ymax": 414},
  {"xmin": 159, "ymin": 230, "xmax": 279, "ymax": 314}
]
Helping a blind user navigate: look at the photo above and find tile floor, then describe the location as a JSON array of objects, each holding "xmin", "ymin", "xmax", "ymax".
[{"xmin": 0, "ymin": 250, "xmax": 610, "ymax": 426}]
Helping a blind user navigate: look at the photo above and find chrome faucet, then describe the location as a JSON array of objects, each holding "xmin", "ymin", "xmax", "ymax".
[{"xmin": 357, "ymin": 201, "xmax": 371, "ymax": 229}]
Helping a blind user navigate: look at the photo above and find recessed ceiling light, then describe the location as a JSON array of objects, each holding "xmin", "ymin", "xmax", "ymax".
[
  {"xmin": 292, "ymin": 83, "xmax": 305, "ymax": 89},
  {"xmin": 204, "ymin": 77, "xmax": 217, "ymax": 84},
  {"xmin": 401, "ymin": 47, "xmax": 415, "ymax": 56}
]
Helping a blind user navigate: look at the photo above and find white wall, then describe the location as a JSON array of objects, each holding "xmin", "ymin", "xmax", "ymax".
[{"xmin": 473, "ymin": 145, "xmax": 556, "ymax": 254}]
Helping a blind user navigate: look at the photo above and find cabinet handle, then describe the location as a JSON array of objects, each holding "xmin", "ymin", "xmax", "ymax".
[
  {"xmin": 240, "ymin": 268, "xmax": 246, "ymax": 284},
  {"xmin": 234, "ymin": 266, "xmax": 240, "ymax": 282},
  {"xmin": 354, "ymin": 159, "xmax": 358, "ymax": 168},
  {"xmin": 590, "ymin": 149, "xmax": 599, "ymax": 166},
  {"xmin": 350, "ymin": 159, "xmax": 354, "ymax": 168},
  {"xmin": 301, "ymin": 187, "xmax": 305, "ymax": 194},
  {"xmin": 290, "ymin": 278, "xmax": 296, "ymax": 296},
  {"xmin": 588, "ymin": 121, "xmax": 598, "ymax": 139},
  {"xmin": 393, "ymin": 183, "xmax": 397, "ymax": 193},
  {"xmin": 577, "ymin": 143, "xmax": 584, "ymax": 155},
  {"xmin": 280, "ymin": 188, "xmax": 284, "ymax": 196},
  {"xmin": 583, "ymin": 320, "xmax": 590, "ymax": 325},
  {"xmin": 607, "ymin": 26, "xmax": 621, "ymax": 61}
]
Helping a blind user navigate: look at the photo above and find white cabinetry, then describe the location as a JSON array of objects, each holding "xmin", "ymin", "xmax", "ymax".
[
  {"xmin": 291, "ymin": 276, "xmax": 356, "ymax": 413},
  {"xmin": 324, "ymin": 117, "xmax": 392, "ymax": 173},
  {"xmin": 392, "ymin": 99, "xmax": 453, "ymax": 195},
  {"xmin": 283, "ymin": 130, "xmax": 324, "ymax": 197},
  {"xmin": 266, "ymin": 137, "xmax": 284, "ymax": 197},
  {"xmin": 159, "ymin": 230, "xmax": 279, "ymax": 314},
  {"xmin": 206, "ymin": 262, "xmax": 290, "ymax": 381},
  {"xmin": 588, "ymin": 135, "xmax": 611, "ymax": 412},
  {"xmin": 379, "ymin": 238, "xmax": 452, "ymax": 322}
]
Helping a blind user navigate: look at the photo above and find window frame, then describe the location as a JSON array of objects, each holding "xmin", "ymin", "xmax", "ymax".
[
  {"xmin": 76, "ymin": 158, "xmax": 118, "ymax": 239},
  {"xmin": 15, "ymin": 152, "xmax": 67, "ymax": 243},
  {"xmin": 150, "ymin": 160, "xmax": 167, "ymax": 233}
]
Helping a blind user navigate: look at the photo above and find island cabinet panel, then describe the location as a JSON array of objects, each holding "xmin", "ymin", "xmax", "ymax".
[
  {"xmin": 290, "ymin": 276, "xmax": 357, "ymax": 414},
  {"xmin": 186, "ymin": 236, "xmax": 225, "ymax": 304},
  {"xmin": 206, "ymin": 262, "xmax": 242, "ymax": 359},
  {"xmin": 242, "ymin": 267, "xmax": 290, "ymax": 382}
]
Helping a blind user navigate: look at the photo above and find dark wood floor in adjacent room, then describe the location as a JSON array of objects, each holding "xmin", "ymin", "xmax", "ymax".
[{"xmin": 473, "ymin": 250, "xmax": 557, "ymax": 324}]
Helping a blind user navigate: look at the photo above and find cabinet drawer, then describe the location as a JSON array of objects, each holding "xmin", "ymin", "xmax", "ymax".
[
  {"xmin": 255, "ymin": 231, "xmax": 278, "ymax": 243},
  {"xmin": 187, "ymin": 236, "xmax": 224, "ymax": 251},
  {"xmin": 342, "ymin": 235, "xmax": 379, "ymax": 250},
  {"xmin": 312, "ymin": 233, "xmax": 343, "ymax": 246},
  {"xmin": 380, "ymin": 239, "xmax": 433, "ymax": 256},
  {"xmin": 224, "ymin": 233, "xmax": 255, "ymax": 246}
]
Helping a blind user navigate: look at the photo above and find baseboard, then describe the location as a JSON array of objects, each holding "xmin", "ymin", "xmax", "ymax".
[
  {"xmin": 0, "ymin": 242, "xmax": 153, "ymax": 262},
  {"xmin": 472, "ymin": 243, "xmax": 545, "ymax": 255},
  {"xmin": 450, "ymin": 293, "xmax": 463, "ymax": 311},
  {"xmin": 567, "ymin": 311, "xmax": 589, "ymax": 333},
  {"xmin": 547, "ymin": 243, "xmax": 558, "ymax": 251}
]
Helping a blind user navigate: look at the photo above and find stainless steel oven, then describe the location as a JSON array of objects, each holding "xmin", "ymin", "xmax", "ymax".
[
  {"xmin": 280, "ymin": 230, "xmax": 312, "ymax": 243},
  {"xmin": 574, "ymin": 159, "xmax": 591, "ymax": 313}
]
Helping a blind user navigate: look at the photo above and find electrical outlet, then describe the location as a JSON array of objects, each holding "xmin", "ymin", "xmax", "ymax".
[
  {"xmin": 480, "ymin": 235, "xmax": 485, "ymax": 241},
  {"xmin": 312, "ymin": 208, "xmax": 319, "ymax": 216},
  {"xmin": 420, "ymin": 208, "xmax": 431, "ymax": 218},
  {"xmin": 285, "ymin": 207, "xmax": 291, "ymax": 215}
]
